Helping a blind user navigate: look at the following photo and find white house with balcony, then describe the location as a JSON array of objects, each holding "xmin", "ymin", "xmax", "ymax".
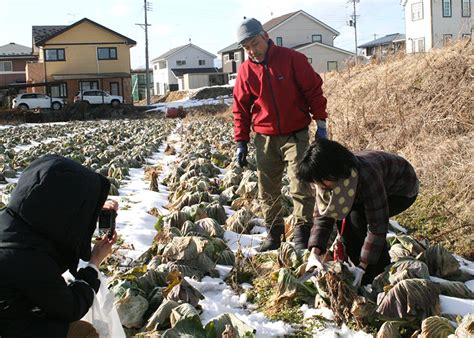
[
  {"xmin": 151, "ymin": 43, "xmax": 219, "ymax": 95},
  {"xmin": 401, "ymin": 0, "xmax": 472, "ymax": 53}
]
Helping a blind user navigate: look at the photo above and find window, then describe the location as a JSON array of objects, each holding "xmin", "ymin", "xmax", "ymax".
[
  {"xmin": 442, "ymin": 0, "xmax": 452, "ymax": 17},
  {"xmin": 0, "ymin": 61, "xmax": 12, "ymax": 72},
  {"xmin": 327, "ymin": 61, "xmax": 338, "ymax": 71},
  {"xmin": 413, "ymin": 38, "xmax": 425, "ymax": 53},
  {"xmin": 97, "ymin": 47, "xmax": 117, "ymax": 60},
  {"xmin": 312, "ymin": 34, "xmax": 322, "ymax": 43},
  {"xmin": 224, "ymin": 54, "xmax": 230, "ymax": 63},
  {"xmin": 110, "ymin": 82, "xmax": 119, "ymax": 95},
  {"xmin": 45, "ymin": 49, "xmax": 65, "ymax": 61},
  {"xmin": 50, "ymin": 83, "xmax": 67, "ymax": 98},
  {"xmin": 79, "ymin": 81, "xmax": 98, "ymax": 91},
  {"xmin": 276, "ymin": 37, "xmax": 283, "ymax": 46},
  {"xmin": 411, "ymin": 2, "xmax": 424, "ymax": 20},
  {"xmin": 21, "ymin": 94, "xmax": 37, "ymax": 99},
  {"xmin": 307, "ymin": 58, "xmax": 313, "ymax": 64},
  {"xmin": 176, "ymin": 60, "xmax": 186, "ymax": 66},
  {"xmin": 198, "ymin": 60, "xmax": 206, "ymax": 66},
  {"xmin": 443, "ymin": 34, "xmax": 453, "ymax": 46},
  {"xmin": 234, "ymin": 52, "xmax": 240, "ymax": 62},
  {"xmin": 462, "ymin": 0, "xmax": 471, "ymax": 17},
  {"xmin": 154, "ymin": 64, "xmax": 157, "ymax": 70},
  {"xmin": 158, "ymin": 61, "xmax": 166, "ymax": 69}
]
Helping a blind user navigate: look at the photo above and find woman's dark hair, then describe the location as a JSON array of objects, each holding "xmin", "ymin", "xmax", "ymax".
[{"xmin": 297, "ymin": 138, "xmax": 358, "ymax": 183}]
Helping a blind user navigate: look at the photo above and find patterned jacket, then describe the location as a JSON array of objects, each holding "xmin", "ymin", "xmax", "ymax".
[{"xmin": 308, "ymin": 151, "xmax": 419, "ymax": 265}]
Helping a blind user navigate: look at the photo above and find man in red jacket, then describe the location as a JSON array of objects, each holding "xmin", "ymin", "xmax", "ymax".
[{"xmin": 232, "ymin": 18, "xmax": 328, "ymax": 251}]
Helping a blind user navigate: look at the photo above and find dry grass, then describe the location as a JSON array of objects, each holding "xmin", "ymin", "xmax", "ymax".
[{"xmin": 321, "ymin": 40, "xmax": 473, "ymax": 258}]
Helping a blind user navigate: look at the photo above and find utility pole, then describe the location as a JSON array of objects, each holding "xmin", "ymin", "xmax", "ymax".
[
  {"xmin": 347, "ymin": 0, "xmax": 360, "ymax": 64},
  {"xmin": 136, "ymin": 1, "xmax": 152, "ymax": 105}
]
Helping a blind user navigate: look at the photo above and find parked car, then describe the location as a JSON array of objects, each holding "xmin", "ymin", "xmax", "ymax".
[
  {"xmin": 74, "ymin": 90, "xmax": 123, "ymax": 107},
  {"xmin": 12, "ymin": 93, "xmax": 64, "ymax": 111}
]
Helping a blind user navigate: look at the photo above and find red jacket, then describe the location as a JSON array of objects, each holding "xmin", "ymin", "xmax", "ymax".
[{"xmin": 233, "ymin": 41, "xmax": 328, "ymax": 142}]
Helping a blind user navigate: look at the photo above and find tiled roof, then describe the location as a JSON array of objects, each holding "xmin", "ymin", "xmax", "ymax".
[
  {"xmin": 171, "ymin": 67, "xmax": 219, "ymax": 77},
  {"xmin": 291, "ymin": 42, "xmax": 313, "ymax": 49},
  {"xmin": 358, "ymin": 33, "xmax": 405, "ymax": 48},
  {"xmin": 153, "ymin": 44, "xmax": 188, "ymax": 61},
  {"xmin": 0, "ymin": 42, "xmax": 33, "ymax": 56},
  {"xmin": 32, "ymin": 19, "xmax": 136, "ymax": 46},
  {"xmin": 262, "ymin": 11, "xmax": 298, "ymax": 31},
  {"xmin": 152, "ymin": 43, "xmax": 216, "ymax": 62},
  {"xmin": 32, "ymin": 25, "xmax": 67, "ymax": 45},
  {"xmin": 218, "ymin": 42, "xmax": 240, "ymax": 54}
]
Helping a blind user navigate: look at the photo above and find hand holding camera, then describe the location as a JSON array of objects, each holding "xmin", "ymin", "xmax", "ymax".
[{"xmin": 91, "ymin": 200, "xmax": 118, "ymax": 267}]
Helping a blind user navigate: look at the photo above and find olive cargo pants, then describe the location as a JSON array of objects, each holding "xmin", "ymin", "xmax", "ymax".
[{"xmin": 254, "ymin": 128, "xmax": 315, "ymax": 233}]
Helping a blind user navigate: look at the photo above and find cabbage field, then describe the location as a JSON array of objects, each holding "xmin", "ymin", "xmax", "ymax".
[{"xmin": 1, "ymin": 112, "xmax": 473, "ymax": 337}]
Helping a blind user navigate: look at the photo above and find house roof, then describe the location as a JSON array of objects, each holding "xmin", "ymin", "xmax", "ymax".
[
  {"xmin": 0, "ymin": 42, "xmax": 33, "ymax": 56},
  {"xmin": 152, "ymin": 43, "xmax": 216, "ymax": 62},
  {"xmin": 217, "ymin": 42, "xmax": 240, "ymax": 54},
  {"xmin": 32, "ymin": 18, "xmax": 136, "ymax": 47},
  {"xmin": 264, "ymin": 10, "xmax": 339, "ymax": 36},
  {"xmin": 171, "ymin": 67, "xmax": 219, "ymax": 77},
  {"xmin": 32, "ymin": 26, "xmax": 67, "ymax": 45},
  {"xmin": 262, "ymin": 11, "xmax": 298, "ymax": 31},
  {"xmin": 358, "ymin": 33, "xmax": 406, "ymax": 48},
  {"xmin": 218, "ymin": 9, "xmax": 340, "ymax": 54},
  {"xmin": 294, "ymin": 41, "xmax": 354, "ymax": 56}
]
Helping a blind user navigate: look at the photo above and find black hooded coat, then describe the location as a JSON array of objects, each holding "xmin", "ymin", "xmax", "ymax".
[{"xmin": 0, "ymin": 154, "xmax": 110, "ymax": 338}]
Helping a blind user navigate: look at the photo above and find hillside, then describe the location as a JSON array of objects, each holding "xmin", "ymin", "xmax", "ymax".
[{"xmin": 321, "ymin": 40, "xmax": 473, "ymax": 258}]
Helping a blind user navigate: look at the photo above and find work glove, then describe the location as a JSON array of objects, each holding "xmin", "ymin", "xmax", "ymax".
[
  {"xmin": 345, "ymin": 259, "xmax": 366, "ymax": 288},
  {"xmin": 236, "ymin": 141, "xmax": 248, "ymax": 167},
  {"xmin": 305, "ymin": 252, "xmax": 324, "ymax": 272},
  {"xmin": 315, "ymin": 120, "xmax": 327, "ymax": 140}
]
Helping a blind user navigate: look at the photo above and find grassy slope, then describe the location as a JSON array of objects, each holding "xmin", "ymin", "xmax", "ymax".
[{"xmin": 321, "ymin": 40, "xmax": 473, "ymax": 258}]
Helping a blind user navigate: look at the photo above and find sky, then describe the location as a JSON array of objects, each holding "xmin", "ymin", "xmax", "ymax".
[{"xmin": 0, "ymin": 0, "xmax": 406, "ymax": 68}]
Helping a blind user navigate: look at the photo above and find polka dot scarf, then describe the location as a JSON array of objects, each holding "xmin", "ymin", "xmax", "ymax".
[{"xmin": 316, "ymin": 169, "xmax": 358, "ymax": 220}]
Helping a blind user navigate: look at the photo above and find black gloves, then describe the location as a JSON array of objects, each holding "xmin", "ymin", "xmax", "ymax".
[{"xmin": 236, "ymin": 141, "xmax": 248, "ymax": 167}]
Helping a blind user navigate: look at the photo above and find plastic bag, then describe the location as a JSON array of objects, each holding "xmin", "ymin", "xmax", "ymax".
[{"xmin": 82, "ymin": 272, "xmax": 125, "ymax": 338}]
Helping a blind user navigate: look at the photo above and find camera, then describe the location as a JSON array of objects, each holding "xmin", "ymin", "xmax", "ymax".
[{"xmin": 98, "ymin": 209, "xmax": 117, "ymax": 239}]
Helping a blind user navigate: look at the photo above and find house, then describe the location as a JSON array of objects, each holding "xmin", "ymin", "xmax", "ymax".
[
  {"xmin": 401, "ymin": 0, "xmax": 472, "ymax": 53},
  {"xmin": 151, "ymin": 43, "xmax": 223, "ymax": 95},
  {"xmin": 358, "ymin": 33, "xmax": 406, "ymax": 57},
  {"xmin": 218, "ymin": 10, "xmax": 354, "ymax": 76},
  {"xmin": 131, "ymin": 68, "xmax": 154, "ymax": 102},
  {"xmin": 27, "ymin": 18, "xmax": 136, "ymax": 103},
  {"xmin": 0, "ymin": 43, "xmax": 37, "ymax": 103},
  {"xmin": 0, "ymin": 43, "xmax": 37, "ymax": 87}
]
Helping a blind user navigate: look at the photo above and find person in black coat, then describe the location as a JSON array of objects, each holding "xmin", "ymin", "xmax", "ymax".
[{"xmin": 0, "ymin": 154, "xmax": 118, "ymax": 338}]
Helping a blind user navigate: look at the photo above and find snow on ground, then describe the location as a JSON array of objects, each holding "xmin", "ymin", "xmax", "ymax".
[
  {"xmin": 2, "ymin": 95, "xmax": 473, "ymax": 336},
  {"xmin": 145, "ymin": 95, "xmax": 233, "ymax": 113},
  {"xmin": 81, "ymin": 104, "xmax": 471, "ymax": 336}
]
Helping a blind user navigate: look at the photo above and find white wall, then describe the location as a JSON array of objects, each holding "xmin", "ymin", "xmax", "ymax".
[
  {"xmin": 404, "ymin": 0, "xmax": 472, "ymax": 53},
  {"xmin": 152, "ymin": 45, "xmax": 216, "ymax": 94},
  {"xmin": 268, "ymin": 12, "xmax": 337, "ymax": 48},
  {"xmin": 152, "ymin": 62, "xmax": 168, "ymax": 95},
  {"xmin": 404, "ymin": 0, "xmax": 433, "ymax": 53},
  {"xmin": 297, "ymin": 44, "xmax": 353, "ymax": 74},
  {"xmin": 184, "ymin": 73, "xmax": 209, "ymax": 89}
]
